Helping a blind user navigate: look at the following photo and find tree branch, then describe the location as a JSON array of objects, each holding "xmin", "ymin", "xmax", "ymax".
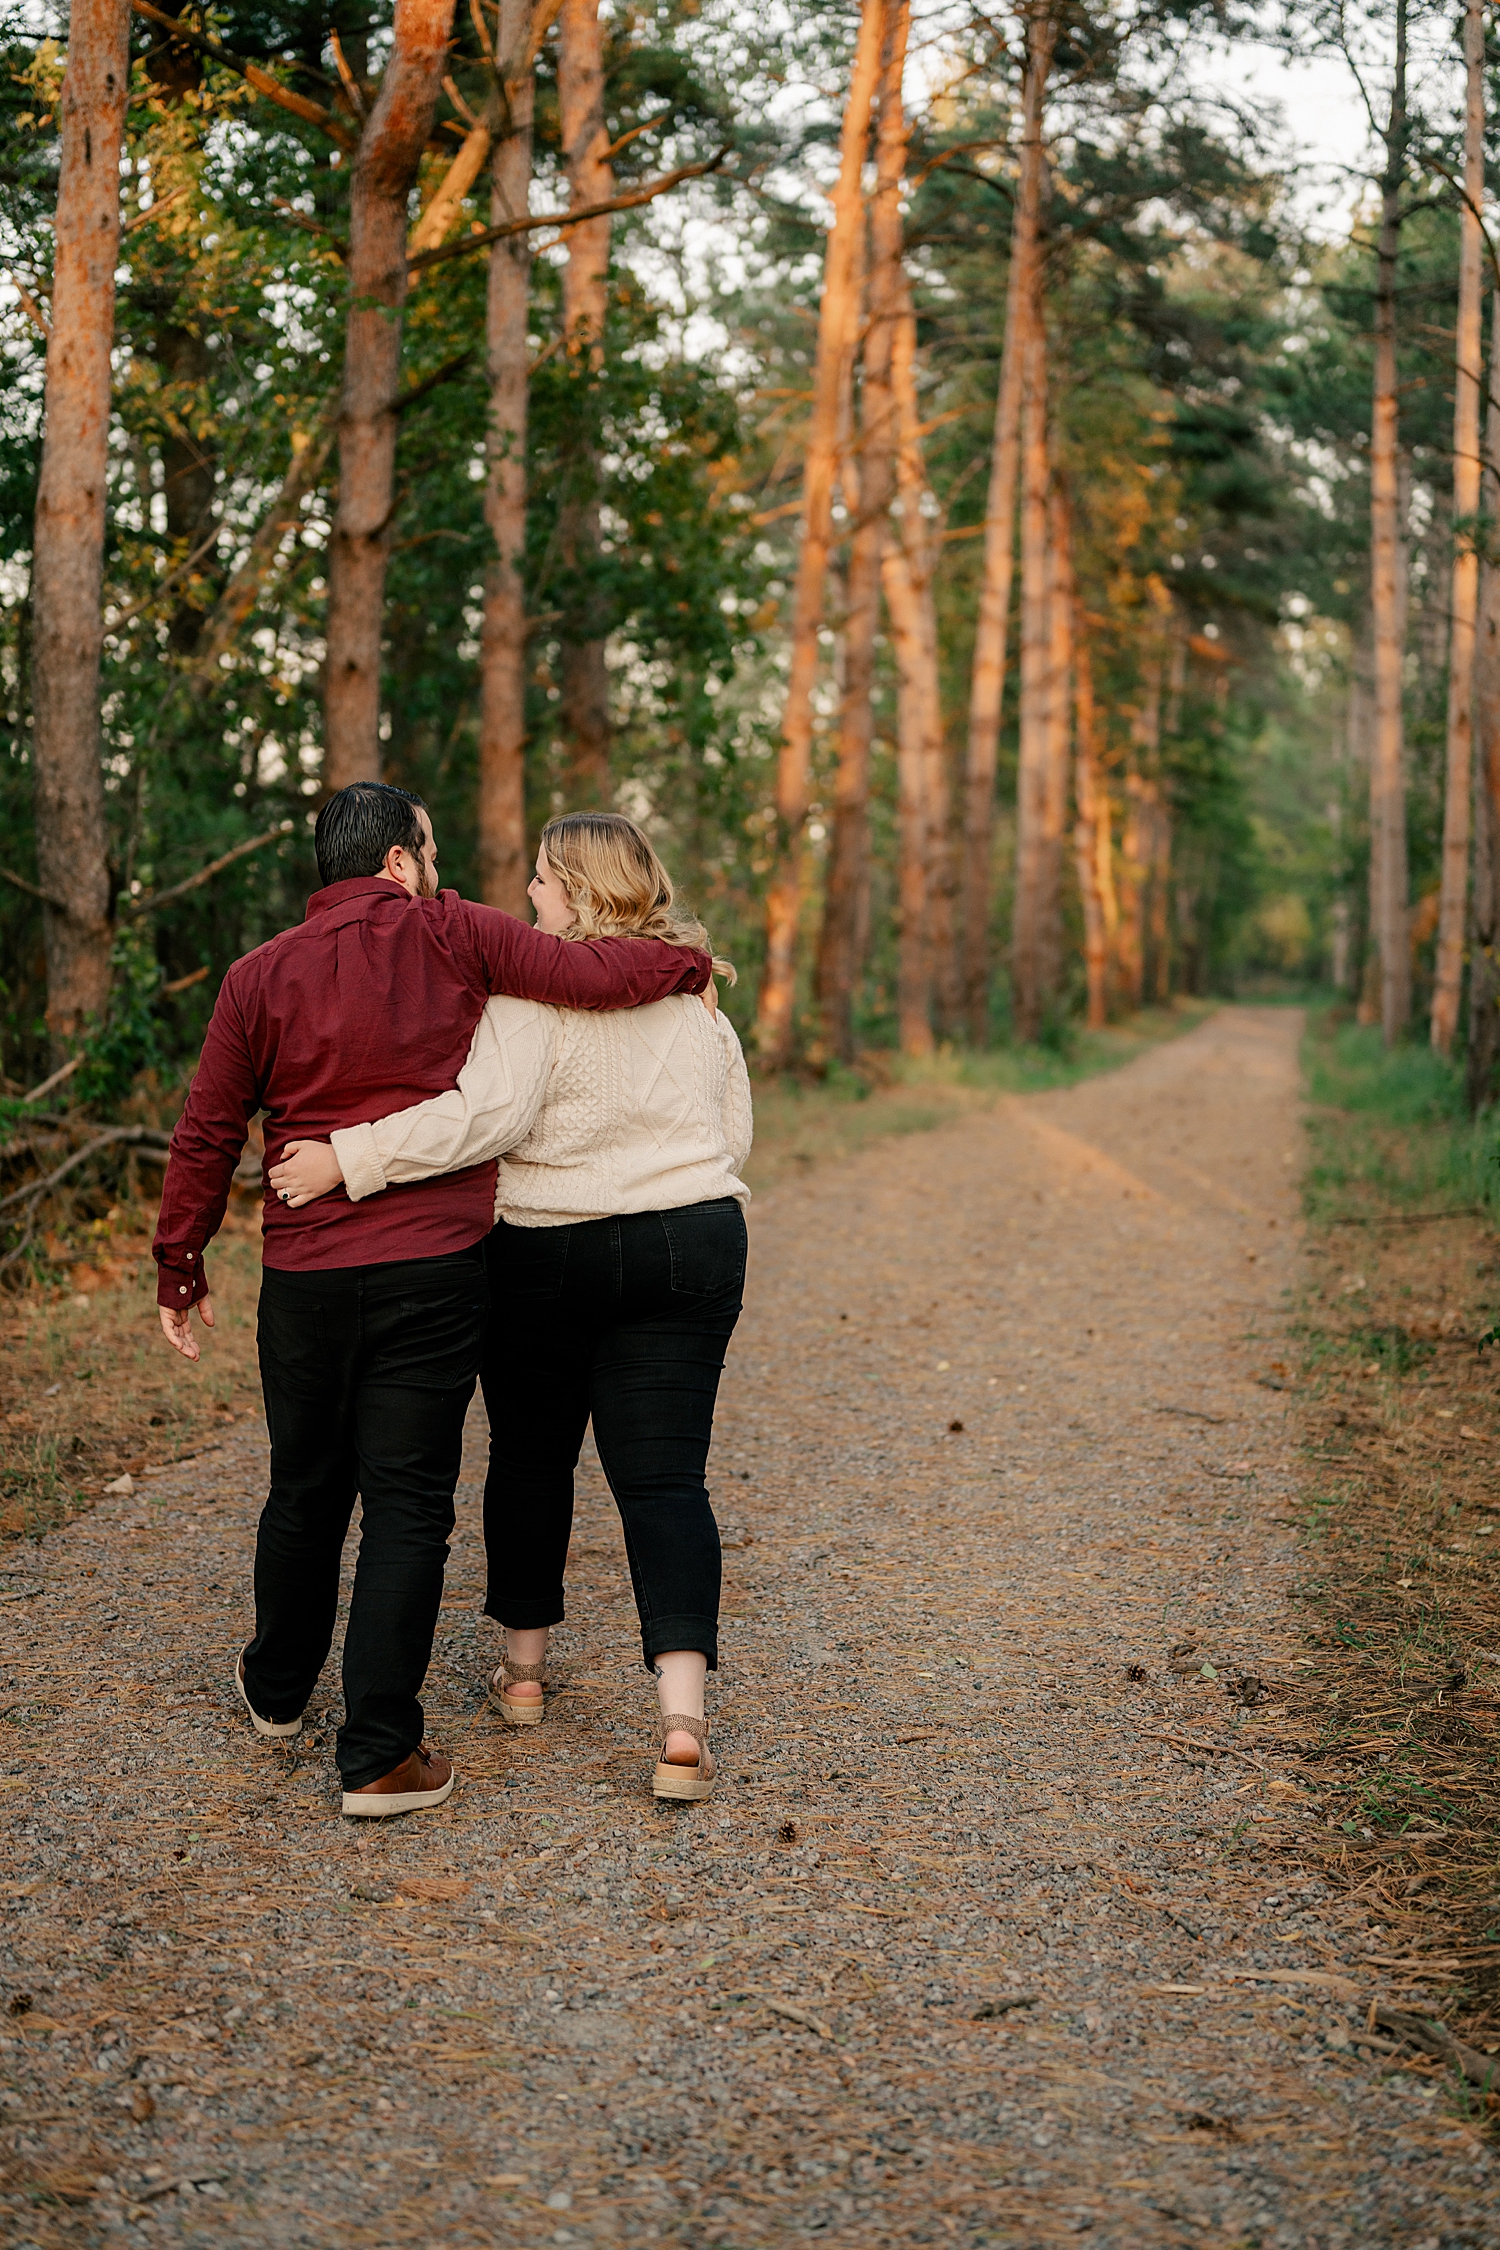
[
  {"xmin": 124, "ymin": 183, "xmax": 191, "ymax": 233},
  {"xmin": 394, "ymin": 350, "xmax": 476, "ymax": 414},
  {"xmin": 0, "ymin": 1126, "xmax": 175, "ymax": 1220},
  {"xmin": 130, "ymin": 2, "xmax": 358, "ymax": 150},
  {"xmin": 118, "ymin": 823, "xmax": 295, "ymax": 920},
  {"xmin": 1, "ymin": 867, "xmax": 66, "ymax": 911},
  {"xmin": 407, "ymin": 147, "xmax": 732, "ymax": 278},
  {"xmin": 188, "ymin": 430, "xmax": 334, "ymax": 681}
]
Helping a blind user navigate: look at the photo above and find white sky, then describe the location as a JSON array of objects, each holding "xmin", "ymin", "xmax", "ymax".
[{"xmin": 1197, "ymin": 23, "xmax": 1468, "ymax": 240}]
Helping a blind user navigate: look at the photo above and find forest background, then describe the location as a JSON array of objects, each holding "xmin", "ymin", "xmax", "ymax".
[{"xmin": 0, "ymin": 0, "xmax": 1492, "ymax": 1138}]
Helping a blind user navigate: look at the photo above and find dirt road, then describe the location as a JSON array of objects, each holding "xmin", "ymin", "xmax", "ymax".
[{"xmin": 3, "ymin": 1006, "xmax": 1494, "ymax": 2247}]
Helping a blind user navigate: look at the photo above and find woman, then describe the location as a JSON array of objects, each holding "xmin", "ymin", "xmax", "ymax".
[{"xmin": 268, "ymin": 813, "xmax": 750, "ymax": 1801}]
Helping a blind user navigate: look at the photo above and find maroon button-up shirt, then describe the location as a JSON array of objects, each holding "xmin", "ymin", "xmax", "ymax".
[{"xmin": 152, "ymin": 879, "xmax": 711, "ymax": 1308}]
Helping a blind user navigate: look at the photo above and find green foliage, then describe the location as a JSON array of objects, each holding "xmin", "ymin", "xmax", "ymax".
[{"xmin": 1302, "ymin": 1008, "xmax": 1500, "ymax": 1228}]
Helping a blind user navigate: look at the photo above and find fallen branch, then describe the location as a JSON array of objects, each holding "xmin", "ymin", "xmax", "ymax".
[
  {"xmin": 118, "ymin": 824, "xmax": 295, "ymax": 920},
  {"xmin": 0, "ymin": 1127, "xmax": 174, "ymax": 1219},
  {"xmin": 407, "ymin": 148, "xmax": 732, "ymax": 277},
  {"xmin": 1135, "ymin": 1727, "xmax": 1262, "ymax": 1765},
  {"xmin": 1372, "ymin": 2004, "xmax": 1498, "ymax": 2089},
  {"xmin": 22, "ymin": 1058, "xmax": 81, "ymax": 1106},
  {"xmin": 764, "ymin": 1998, "xmax": 832, "ymax": 2039}
]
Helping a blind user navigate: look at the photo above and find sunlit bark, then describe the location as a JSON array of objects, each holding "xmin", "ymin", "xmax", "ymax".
[
  {"xmin": 323, "ymin": 0, "xmax": 458, "ymax": 786},
  {"xmin": 1008, "ymin": 6, "xmax": 1058, "ymax": 1043},
  {"xmin": 815, "ymin": 0, "xmax": 908, "ymax": 1063},
  {"xmin": 556, "ymin": 0, "xmax": 614, "ymax": 806},
  {"xmin": 1468, "ymin": 288, "xmax": 1500, "ymax": 1108},
  {"xmin": 1432, "ymin": 0, "xmax": 1486, "ymax": 1055},
  {"xmin": 478, "ymin": 0, "xmax": 536, "ymax": 913},
  {"xmin": 755, "ymin": 0, "xmax": 884, "ymax": 1066},
  {"xmin": 1370, "ymin": 0, "xmax": 1411, "ymax": 1044},
  {"xmin": 30, "ymin": 0, "xmax": 130, "ymax": 1052}
]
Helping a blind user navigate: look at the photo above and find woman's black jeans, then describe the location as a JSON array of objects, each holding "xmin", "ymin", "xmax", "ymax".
[{"xmin": 479, "ymin": 1198, "xmax": 747, "ymax": 1670}]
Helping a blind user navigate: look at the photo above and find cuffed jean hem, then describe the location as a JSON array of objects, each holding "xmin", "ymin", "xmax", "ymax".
[
  {"xmin": 641, "ymin": 1614, "xmax": 719, "ymax": 1672},
  {"xmin": 484, "ymin": 1596, "xmax": 566, "ymax": 1630}
]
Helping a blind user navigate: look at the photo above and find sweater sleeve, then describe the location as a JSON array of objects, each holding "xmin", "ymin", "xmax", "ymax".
[
  {"xmin": 329, "ymin": 997, "xmax": 556, "ymax": 1202},
  {"xmin": 716, "ymin": 1011, "xmax": 754, "ymax": 1176}
]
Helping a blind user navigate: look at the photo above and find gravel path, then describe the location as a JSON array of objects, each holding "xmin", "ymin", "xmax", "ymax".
[{"xmin": 3, "ymin": 1004, "xmax": 1495, "ymax": 2249}]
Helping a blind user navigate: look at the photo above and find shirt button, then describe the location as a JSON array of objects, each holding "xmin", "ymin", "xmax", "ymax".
[{"xmin": 179, "ymin": 1286, "xmax": 188, "ymax": 1296}]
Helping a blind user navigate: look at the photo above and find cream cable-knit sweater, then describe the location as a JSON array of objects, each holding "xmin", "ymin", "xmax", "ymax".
[{"xmin": 330, "ymin": 991, "xmax": 752, "ymax": 1228}]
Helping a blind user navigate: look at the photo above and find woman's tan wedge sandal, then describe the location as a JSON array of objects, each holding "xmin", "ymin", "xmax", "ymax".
[
  {"xmin": 488, "ymin": 1657, "xmax": 547, "ymax": 1727},
  {"xmin": 652, "ymin": 1713, "xmax": 716, "ymax": 1802}
]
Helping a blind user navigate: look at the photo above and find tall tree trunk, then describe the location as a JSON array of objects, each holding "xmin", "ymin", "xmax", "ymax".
[
  {"xmin": 961, "ymin": 233, "xmax": 1027, "ymax": 1042},
  {"xmin": 1370, "ymin": 0, "xmax": 1411, "ymax": 1045},
  {"xmin": 1008, "ymin": 7, "xmax": 1058, "ymax": 1044},
  {"xmin": 1072, "ymin": 594, "xmax": 1108, "ymax": 1029},
  {"xmin": 755, "ymin": 0, "xmax": 884, "ymax": 1065},
  {"xmin": 1116, "ymin": 768, "xmax": 1145, "ymax": 1011},
  {"xmin": 323, "ymin": 0, "xmax": 457, "ymax": 789},
  {"xmin": 1150, "ymin": 786, "xmax": 1172, "ymax": 1002},
  {"xmin": 815, "ymin": 0, "xmax": 908, "ymax": 1063},
  {"xmin": 30, "ymin": 0, "xmax": 130, "ymax": 1054},
  {"xmin": 151, "ymin": 314, "xmax": 219, "ymax": 654},
  {"xmin": 1039, "ymin": 473, "xmax": 1072, "ymax": 1013},
  {"xmin": 882, "ymin": 261, "xmax": 950, "ymax": 1057},
  {"xmin": 1347, "ymin": 605, "xmax": 1380, "ymax": 1023},
  {"xmin": 1468, "ymin": 287, "xmax": 1500, "ymax": 1108},
  {"xmin": 556, "ymin": 0, "xmax": 614, "ymax": 807},
  {"xmin": 1432, "ymin": 0, "xmax": 1486, "ymax": 1055},
  {"xmin": 478, "ymin": 0, "xmax": 536, "ymax": 914}
]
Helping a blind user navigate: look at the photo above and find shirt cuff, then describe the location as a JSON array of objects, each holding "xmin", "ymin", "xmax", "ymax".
[
  {"xmin": 330, "ymin": 1122, "xmax": 386, "ymax": 1204},
  {"xmin": 155, "ymin": 1252, "xmax": 209, "ymax": 1309}
]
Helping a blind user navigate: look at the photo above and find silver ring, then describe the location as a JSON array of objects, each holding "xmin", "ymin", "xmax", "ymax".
[{"xmin": 279, "ymin": 1190, "xmax": 290, "ymax": 1204}]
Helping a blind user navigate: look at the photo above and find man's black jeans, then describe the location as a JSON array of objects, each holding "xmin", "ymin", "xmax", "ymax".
[
  {"xmin": 480, "ymin": 1199, "xmax": 747, "ymax": 1670},
  {"xmin": 245, "ymin": 1244, "xmax": 487, "ymax": 1788}
]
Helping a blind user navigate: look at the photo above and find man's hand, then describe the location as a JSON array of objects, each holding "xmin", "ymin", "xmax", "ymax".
[
  {"xmin": 159, "ymin": 1296, "xmax": 215, "ymax": 1363},
  {"xmin": 267, "ymin": 1139, "xmax": 345, "ymax": 1207}
]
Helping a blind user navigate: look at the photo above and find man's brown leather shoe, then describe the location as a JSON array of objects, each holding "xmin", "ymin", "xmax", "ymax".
[{"xmin": 341, "ymin": 1744, "xmax": 455, "ymax": 1819}]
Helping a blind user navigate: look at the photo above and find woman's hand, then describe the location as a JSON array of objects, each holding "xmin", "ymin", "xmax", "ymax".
[{"xmin": 267, "ymin": 1139, "xmax": 345, "ymax": 1208}]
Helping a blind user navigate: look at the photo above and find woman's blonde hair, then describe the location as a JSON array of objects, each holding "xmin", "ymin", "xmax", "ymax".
[{"xmin": 539, "ymin": 812, "xmax": 736, "ymax": 983}]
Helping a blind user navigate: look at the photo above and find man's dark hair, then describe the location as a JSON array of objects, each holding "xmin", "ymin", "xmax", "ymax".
[{"xmin": 314, "ymin": 783, "xmax": 428, "ymax": 887}]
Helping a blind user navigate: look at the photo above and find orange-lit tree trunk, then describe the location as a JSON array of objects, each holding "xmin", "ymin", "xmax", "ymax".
[
  {"xmin": 1008, "ymin": 7, "xmax": 1058, "ymax": 1043},
  {"xmin": 755, "ymin": 0, "xmax": 884, "ymax": 1065},
  {"xmin": 478, "ymin": 0, "xmax": 536, "ymax": 913},
  {"xmin": 29, "ymin": 0, "xmax": 130, "ymax": 1053},
  {"xmin": 1037, "ymin": 473, "xmax": 1073, "ymax": 1015},
  {"xmin": 1468, "ymin": 287, "xmax": 1500, "ymax": 1108},
  {"xmin": 815, "ymin": 0, "xmax": 908, "ymax": 1063},
  {"xmin": 882, "ymin": 260, "xmax": 950, "ymax": 1057},
  {"xmin": 1149, "ymin": 786, "xmax": 1172, "ymax": 1001},
  {"xmin": 1432, "ymin": 0, "xmax": 1486, "ymax": 1055},
  {"xmin": 1072, "ymin": 601, "xmax": 1108, "ymax": 1029},
  {"xmin": 323, "ymin": 0, "xmax": 457, "ymax": 787},
  {"xmin": 1117, "ymin": 767, "xmax": 1145, "ymax": 1011},
  {"xmin": 1370, "ymin": 0, "xmax": 1411, "ymax": 1044},
  {"xmin": 556, "ymin": 0, "xmax": 614, "ymax": 807},
  {"xmin": 962, "ymin": 30, "xmax": 1046, "ymax": 1045}
]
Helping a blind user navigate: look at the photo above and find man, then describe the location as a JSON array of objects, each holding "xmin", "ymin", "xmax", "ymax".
[{"xmin": 154, "ymin": 782, "xmax": 709, "ymax": 1818}]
